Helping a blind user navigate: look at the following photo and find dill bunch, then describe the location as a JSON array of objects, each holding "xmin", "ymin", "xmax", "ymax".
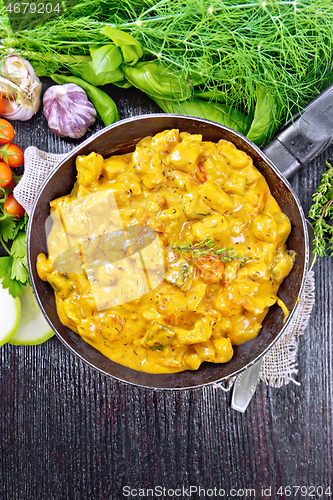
[{"xmin": 1, "ymin": 0, "xmax": 333, "ymax": 138}]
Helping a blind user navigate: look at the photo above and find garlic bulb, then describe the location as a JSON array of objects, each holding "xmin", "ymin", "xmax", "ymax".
[
  {"xmin": 0, "ymin": 55, "xmax": 42, "ymax": 121},
  {"xmin": 43, "ymin": 84, "xmax": 97, "ymax": 139}
]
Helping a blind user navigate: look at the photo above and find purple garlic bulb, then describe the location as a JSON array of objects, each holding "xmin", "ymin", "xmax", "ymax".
[{"xmin": 43, "ymin": 84, "xmax": 97, "ymax": 139}]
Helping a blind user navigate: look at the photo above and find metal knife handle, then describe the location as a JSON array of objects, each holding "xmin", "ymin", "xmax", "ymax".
[
  {"xmin": 231, "ymin": 359, "xmax": 263, "ymax": 413},
  {"xmin": 264, "ymin": 83, "xmax": 333, "ymax": 179}
]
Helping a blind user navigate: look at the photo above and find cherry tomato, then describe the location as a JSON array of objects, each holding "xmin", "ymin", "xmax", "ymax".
[
  {"xmin": 0, "ymin": 161, "xmax": 13, "ymax": 188},
  {"xmin": 6, "ymin": 177, "xmax": 15, "ymax": 192},
  {"xmin": 3, "ymin": 194, "xmax": 25, "ymax": 218},
  {"xmin": 0, "ymin": 118, "xmax": 15, "ymax": 144},
  {"xmin": 0, "ymin": 98, "xmax": 4, "ymax": 117},
  {"xmin": 0, "ymin": 143, "xmax": 24, "ymax": 168}
]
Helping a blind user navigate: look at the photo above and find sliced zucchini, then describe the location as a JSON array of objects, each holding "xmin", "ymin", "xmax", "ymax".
[
  {"xmin": 47, "ymin": 271, "xmax": 74, "ymax": 298},
  {"xmin": 165, "ymin": 260, "xmax": 195, "ymax": 289},
  {"xmin": 8, "ymin": 284, "xmax": 54, "ymax": 346},
  {"xmin": 0, "ymin": 281, "xmax": 21, "ymax": 347},
  {"xmin": 141, "ymin": 321, "xmax": 175, "ymax": 351}
]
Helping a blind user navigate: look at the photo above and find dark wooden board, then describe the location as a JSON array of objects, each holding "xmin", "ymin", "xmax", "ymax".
[{"xmin": 0, "ymin": 78, "xmax": 332, "ymax": 499}]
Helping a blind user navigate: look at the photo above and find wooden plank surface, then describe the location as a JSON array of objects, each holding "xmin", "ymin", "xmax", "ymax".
[{"xmin": 0, "ymin": 78, "xmax": 332, "ymax": 499}]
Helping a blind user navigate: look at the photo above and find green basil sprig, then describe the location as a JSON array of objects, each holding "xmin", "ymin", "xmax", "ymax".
[
  {"xmin": 193, "ymin": 89, "xmax": 227, "ymax": 103},
  {"xmin": 101, "ymin": 27, "xmax": 143, "ymax": 65},
  {"xmin": 246, "ymin": 85, "xmax": 278, "ymax": 145},
  {"xmin": 69, "ymin": 43, "xmax": 130, "ymax": 87},
  {"xmin": 123, "ymin": 61, "xmax": 192, "ymax": 101},
  {"xmin": 51, "ymin": 74, "xmax": 119, "ymax": 126},
  {"xmin": 152, "ymin": 97, "xmax": 252, "ymax": 136},
  {"xmin": 71, "ymin": 62, "xmax": 126, "ymax": 87},
  {"xmin": 91, "ymin": 44, "xmax": 123, "ymax": 75}
]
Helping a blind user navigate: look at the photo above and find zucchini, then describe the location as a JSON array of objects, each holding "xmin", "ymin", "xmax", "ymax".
[
  {"xmin": 0, "ymin": 280, "xmax": 21, "ymax": 347},
  {"xmin": 141, "ymin": 322, "xmax": 175, "ymax": 351},
  {"xmin": 9, "ymin": 284, "xmax": 54, "ymax": 346},
  {"xmin": 47, "ymin": 271, "xmax": 74, "ymax": 298},
  {"xmin": 165, "ymin": 260, "xmax": 195, "ymax": 289}
]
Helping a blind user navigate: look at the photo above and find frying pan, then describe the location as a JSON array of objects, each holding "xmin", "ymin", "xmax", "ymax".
[{"xmin": 27, "ymin": 114, "xmax": 310, "ymax": 390}]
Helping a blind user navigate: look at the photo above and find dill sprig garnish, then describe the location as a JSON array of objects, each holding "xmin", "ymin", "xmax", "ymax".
[
  {"xmin": 309, "ymin": 161, "xmax": 333, "ymax": 258},
  {"xmin": 170, "ymin": 239, "xmax": 248, "ymax": 265}
]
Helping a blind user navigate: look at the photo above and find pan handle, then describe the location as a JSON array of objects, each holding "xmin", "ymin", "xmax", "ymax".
[{"xmin": 263, "ymin": 83, "xmax": 333, "ymax": 179}]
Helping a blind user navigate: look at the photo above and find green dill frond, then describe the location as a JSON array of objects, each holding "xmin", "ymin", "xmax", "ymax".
[{"xmin": 1, "ymin": 0, "xmax": 333, "ymax": 133}]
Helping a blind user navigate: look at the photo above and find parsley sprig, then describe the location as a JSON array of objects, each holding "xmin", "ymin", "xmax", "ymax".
[
  {"xmin": 170, "ymin": 239, "xmax": 248, "ymax": 265},
  {"xmin": 0, "ymin": 187, "xmax": 29, "ymax": 298},
  {"xmin": 309, "ymin": 161, "xmax": 333, "ymax": 258}
]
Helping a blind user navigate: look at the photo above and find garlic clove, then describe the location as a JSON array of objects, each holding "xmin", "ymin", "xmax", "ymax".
[
  {"xmin": 4, "ymin": 55, "xmax": 30, "ymax": 81},
  {"xmin": 43, "ymin": 84, "xmax": 97, "ymax": 139},
  {"xmin": 3, "ymin": 97, "xmax": 20, "ymax": 115}
]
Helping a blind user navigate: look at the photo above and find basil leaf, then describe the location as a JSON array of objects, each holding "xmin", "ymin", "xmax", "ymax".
[
  {"xmin": 123, "ymin": 61, "xmax": 191, "ymax": 101},
  {"xmin": 194, "ymin": 89, "xmax": 227, "ymax": 103},
  {"xmin": 71, "ymin": 61, "xmax": 125, "ymax": 87},
  {"xmin": 101, "ymin": 27, "xmax": 143, "ymax": 65},
  {"xmin": 51, "ymin": 74, "xmax": 119, "ymax": 126},
  {"xmin": 90, "ymin": 44, "xmax": 123, "ymax": 75},
  {"xmin": 246, "ymin": 85, "xmax": 278, "ymax": 145},
  {"xmin": 112, "ymin": 79, "xmax": 132, "ymax": 89},
  {"xmin": 152, "ymin": 97, "xmax": 251, "ymax": 135},
  {"xmin": 70, "ymin": 44, "xmax": 125, "ymax": 86}
]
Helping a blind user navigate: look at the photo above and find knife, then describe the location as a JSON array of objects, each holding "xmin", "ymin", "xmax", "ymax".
[{"xmin": 231, "ymin": 83, "xmax": 333, "ymax": 413}]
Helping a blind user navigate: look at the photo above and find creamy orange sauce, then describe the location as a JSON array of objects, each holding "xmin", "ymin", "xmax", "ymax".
[{"xmin": 37, "ymin": 130, "xmax": 294, "ymax": 373}]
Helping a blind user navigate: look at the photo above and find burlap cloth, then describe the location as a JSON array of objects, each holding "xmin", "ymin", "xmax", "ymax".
[{"xmin": 16, "ymin": 146, "xmax": 316, "ymax": 388}]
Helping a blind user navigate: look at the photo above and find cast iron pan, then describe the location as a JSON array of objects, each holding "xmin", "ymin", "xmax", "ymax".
[{"xmin": 27, "ymin": 114, "xmax": 309, "ymax": 390}]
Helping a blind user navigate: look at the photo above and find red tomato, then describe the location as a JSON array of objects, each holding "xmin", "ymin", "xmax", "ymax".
[
  {"xmin": 196, "ymin": 255, "xmax": 225, "ymax": 283},
  {"xmin": 0, "ymin": 143, "xmax": 24, "ymax": 168},
  {"xmin": 0, "ymin": 161, "xmax": 13, "ymax": 188},
  {"xmin": 0, "ymin": 118, "xmax": 15, "ymax": 144},
  {"xmin": 6, "ymin": 177, "xmax": 15, "ymax": 191},
  {"xmin": 0, "ymin": 98, "xmax": 4, "ymax": 117},
  {"xmin": 3, "ymin": 194, "xmax": 25, "ymax": 218}
]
